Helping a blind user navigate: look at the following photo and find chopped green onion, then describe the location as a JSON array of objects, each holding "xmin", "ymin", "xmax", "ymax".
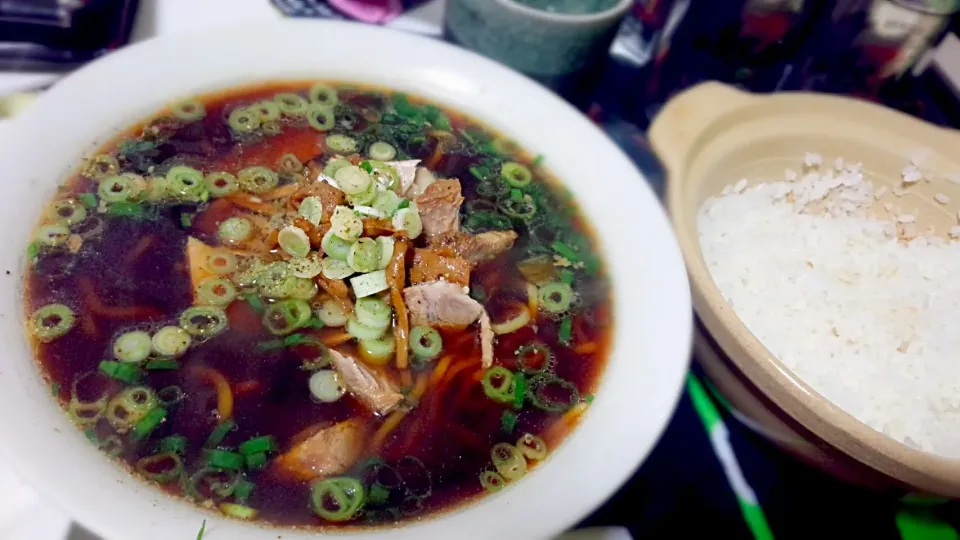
[
  {"xmin": 197, "ymin": 520, "xmax": 206, "ymax": 540},
  {"xmin": 397, "ymin": 198, "xmax": 410, "ymax": 210},
  {"xmin": 205, "ymin": 420, "xmax": 236, "ymax": 448},
  {"xmin": 532, "ymin": 154, "xmax": 544, "ymax": 167},
  {"xmin": 481, "ymin": 367, "xmax": 515, "ymax": 404},
  {"xmin": 167, "ymin": 166, "xmax": 208, "ymax": 202},
  {"xmin": 358, "ymin": 161, "xmax": 374, "ymax": 174},
  {"xmin": 316, "ymin": 297, "xmax": 349, "ymax": 327},
  {"xmin": 220, "ymin": 502, "xmax": 258, "ymax": 520},
  {"xmin": 321, "ymin": 229, "xmax": 354, "ymax": 261},
  {"xmin": 526, "ymin": 373, "xmax": 579, "ymax": 413},
  {"xmin": 347, "ymin": 238, "xmax": 381, "ymax": 273},
  {"xmin": 324, "ymin": 157, "xmax": 351, "ymax": 179},
  {"xmin": 551, "ymin": 241, "xmax": 580, "ymax": 262},
  {"xmin": 559, "ymin": 269, "xmax": 575, "ymax": 285},
  {"xmin": 237, "ymin": 166, "xmax": 279, "ymax": 194},
  {"xmin": 228, "ymin": 106, "xmax": 261, "ymax": 133},
  {"xmin": 558, "ymin": 317, "xmax": 573, "ymax": 346},
  {"xmin": 233, "ymin": 479, "xmax": 255, "ymax": 503},
  {"xmin": 309, "ymin": 369, "xmax": 345, "ymax": 402},
  {"xmin": 205, "ymin": 172, "xmax": 239, "ymax": 197},
  {"xmin": 311, "ymin": 477, "xmax": 365, "ymax": 522},
  {"xmin": 298, "ymin": 196, "xmax": 324, "ymax": 226},
  {"xmin": 78, "ymin": 192, "xmax": 98, "ymax": 208},
  {"xmin": 160, "ymin": 435, "xmax": 188, "ymax": 455},
  {"xmin": 516, "ymin": 433, "xmax": 547, "ymax": 461},
  {"xmin": 136, "ymin": 451, "xmax": 184, "ymax": 483},
  {"xmin": 501, "ymin": 162, "xmax": 532, "ymax": 188},
  {"xmin": 131, "ymin": 407, "xmax": 167, "ymax": 441},
  {"xmin": 99, "ymin": 360, "xmax": 142, "ymax": 384},
  {"xmin": 34, "ymin": 224, "xmax": 70, "ymax": 248},
  {"xmin": 516, "ymin": 342, "xmax": 554, "ymax": 374},
  {"xmin": 26, "ymin": 241, "xmax": 39, "ymax": 262},
  {"xmin": 308, "ymin": 83, "xmax": 339, "ymax": 107},
  {"xmin": 350, "ymin": 269, "xmax": 389, "ymax": 298},
  {"xmin": 106, "ymin": 202, "xmax": 149, "ymax": 219},
  {"xmin": 105, "ymin": 386, "xmax": 158, "ymax": 432},
  {"xmin": 290, "ymin": 254, "xmax": 323, "ymax": 279},
  {"xmin": 262, "ymin": 299, "xmax": 312, "ymax": 335},
  {"xmin": 480, "ymin": 470, "xmax": 505, "ymax": 492},
  {"xmin": 491, "ymin": 309, "xmax": 531, "ymax": 335},
  {"xmin": 367, "ymin": 483, "xmax": 391, "ymax": 505},
  {"xmin": 196, "ymin": 276, "xmax": 238, "ymax": 306},
  {"xmin": 306, "ymin": 103, "xmax": 335, "ymax": 132},
  {"xmin": 491, "ymin": 442, "xmax": 527, "ymax": 481},
  {"xmin": 409, "ymin": 326, "xmax": 442, "ymax": 360},
  {"xmin": 144, "ymin": 359, "xmax": 179, "ymax": 371},
  {"xmin": 47, "ymin": 198, "xmax": 88, "ymax": 226},
  {"xmin": 171, "ymin": 98, "xmax": 206, "ymax": 121},
  {"xmin": 346, "ymin": 317, "xmax": 386, "ymax": 341},
  {"xmin": 321, "ymin": 258, "xmax": 354, "ymax": 281},
  {"xmin": 179, "ymin": 306, "xmax": 228, "ymax": 338},
  {"xmin": 354, "ymin": 297, "xmax": 392, "ymax": 331},
  {"xmin": 218, "ymin": 217, "xmax": 253, "ymax": 244},
  {"xmin": 391, "ymin": 207, "xmax": 422, "ymax": 239},
  {"xmin": 158, "ymin": 385, "xmax": 185, "ymax": 406},
  {"xmin": 274, "ymin": 93, "xmax": 309, "ymax": 116},
  {"xmin": 243, "ymin": 293, "xmax": 265, "ymax": 314},
  {"xmin": 306, "ymin": 317, "xmax": 325, "ymax": 329},
  {"xmin": 511, "ymin": 189, "xmax": 523, "ymax": 201},
  {"xmin": 256, "ymin": 261, "xmax": 296, "ymax": 299},
  {"xmin": 83, "ymin": 154, "xmax": 120, "ymax": 179},
  {"xmin": 335, "ymin": 165, "xmax": 372, "ymax": 196},
  {"xmin": 245, "ymin": 452, "xmax": 268, "ymax": 470},
  {"xmin": 513, "ymin": 372, "xmax": 527, "ymax": 410},
  {"xmin": 250, "ymin": 100, "xmax": 281, "ymax": 122},
  {"xmin": 207, "ymin": 449, "xmax": 245, "ymax": 470},
  {"xmin": 181, "ymin": 213, "xmax": 194, "ymax": 228},
  {"xmin": 358, "ymin": 334, "xmax": 396, "ymax": 366},
  {"xmin": 278, "ymin": 225, "xmax": 311, "ymax": 258},
  {"xmin": 98, "ymin": 174, "xmax": 140, "ymax": 203},
  {"xmin": 327, "ymin": 134, "xmax": 358, "ymax": 154},
  {"xmin": 30, "ymin": 303, "xmax": 76, "ymax": 342},
  {"xmin": 498, "ymin": 198, "xmax": 537, "ymax": 220},
  {"xmin": 239, "ymin": 435, "xmax": 276, "ymax": 456},
  {"xmin": 368, "ymin": 141, "xmax": 397, "ymax": 161},
  {"xmin": 331, "ymin": 205, "xmax": 363, "ymax": 240},
  {"xmin": 501, "ymin": 410, "xmax": 518, "ymax": 434},
  {"xmin": 585, "ymin": 394, "xmax": 595, "ymax": 404},
  {"xmin": 152, "ymin": 325, "xmax": 192, "ymax": 357},
  {"xmin": 538, "ymin": 282, "xmax": 574, "ymax": 313}
]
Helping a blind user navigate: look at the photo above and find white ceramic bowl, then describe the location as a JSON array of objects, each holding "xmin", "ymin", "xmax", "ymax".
[{"xmin": 0, "ymin": 21, "xmax": 691, "ymax": 540}]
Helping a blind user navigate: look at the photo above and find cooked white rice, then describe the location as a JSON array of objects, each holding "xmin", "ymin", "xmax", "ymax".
[{"xmin": 699, "ymin": 159, "xmax": 960, "ymax": 457}]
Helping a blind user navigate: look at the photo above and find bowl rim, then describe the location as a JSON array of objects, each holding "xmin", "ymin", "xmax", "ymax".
[
  {"xmin": 656, "ymin": 81, "xmax": 960, "ymax": 496},
  {"xmin": 0, "ymin": 19, "xmax": 692, "ymax": 539}
]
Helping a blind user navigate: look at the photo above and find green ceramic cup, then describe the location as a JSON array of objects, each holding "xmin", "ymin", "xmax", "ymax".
[{"xmin": 444, "ymin": 0, "xmax": 633, "ymax": 80}]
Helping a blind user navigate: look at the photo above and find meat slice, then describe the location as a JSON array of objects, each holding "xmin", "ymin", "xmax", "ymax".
[
  {"xmin": 406, "ymin": 167, "xmax": 437, "ymax": 198},
  {"xmin": 387, "ymin": 160, "xmax": 420, "ymax": 194},
  {"xmin": 410, "ymin": 248, "xmax": 471, "ymax": 288},
  {"xmin": 416, "ymin": 179, "xmax": 464, "ymax": 237},
  {"xmin": 427, "ymin": 230, "xmax": 519, "ymax": 264},
  {"xmin": 273, "ymin": 418, "xmax": 368, "ymax": 481},
  {"xmin": 403, "ymin": 281, "xmax": 494, "ymax": 367},
  {"xmin": 328, "ymin": 350, "xmax": 404, "ymax": 415}
]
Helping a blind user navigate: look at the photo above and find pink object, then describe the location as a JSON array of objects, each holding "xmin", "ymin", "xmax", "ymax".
[{"xmin": 327, "ymin": 0, "xmax": 404, "ymax": 24}]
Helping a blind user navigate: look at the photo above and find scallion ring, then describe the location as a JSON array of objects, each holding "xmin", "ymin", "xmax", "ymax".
[
  {"xmin": 68, "ymin": 398, "xmax": 107, "ymax": 425},
  {"xmin": 277, "ymin": 153, "xmax": 304, "ymax": 176},
  {"xmin": 47, "ymin": 199, "xmax": 88, "ymax": 226},
  {"xmin": 106, "ymin": 386, "xmax": 159, "ymax": 432},
  {"xmin": 490, "ymin": 442, "xmax": 527, "ymax": 481},
  {"xmin": 158, "ymin": 385, "xmax": 185, "ymax": 406},
  {"xmin": 261, "ymin": 121, "xmax": 282, "ymax": 136},
  {"xmin": 409, "ymin": 325, "xmax": 442, "ymax": 360},
  {"xmin": 218, "ymin": 217, "xmax": 253, "ymax": 244},
  {"xmin": 34, "ymin": 224, "xmax": 70, "ymax": 248},
  {"xmin": 308, "ymin": 84, "xmax": 339, "ymax": 108},
  {"xmin": 136, "ymin": 451, "xmax": 184, "ymax": 483},
  {"xmin": 237, "ymin": 166, "xmax": 279, "ymax": 194},
  {"xmin": 311, "ymin": 477, "xmax": 365, "ymax": 522},
  {"xmin": 171, "ymin": 99, "xmax": 206, "ymax": 121},
  {"xmin": 289, "ymin": 253, "xmax": 323, "ymax": 279},
  {"xmin": 257, "ymin": 261, "xmax": 295, "ymax": 299},
  {"xmin": 113, "ymin": 330, "xmax": 152, "ymax": 363},
  {"xmin": 309, "ymin": 369, "xmax": 345, "ymax": 403},
  {"xmin": 167, "ymin": 165, "xmax": 208, "ymax": 201},
  {"xmin": 367, "ymin": 141, "xmax": 397, "ymax": 161},
  {"xmin": 326, "ymin": 134, "xmax": 358, "ymax": 154},
  {"xmin": 475, "ymin": 178, "xmax": 510, "ymax": 199},
  {"xmin": 204, "ymin": 172, "xmax": 239, "ymax": 197},
  {"xmin": 228, "ymin": 106, "xmax": 261, "ymax": 133},
  {"xmin": 83, "ymin": 154, "xmax": 119, "ymax": 179},
  {"xmin": 186, "ymin": 467, "xmax": 240, "ymax": 501},
  {"xmin": 278, "ymin": 225, "xmax": 311, "ymax": 258},
  {"xmin": 323, "ymin": 157, "xmax": 350, "ymax": 179},
  {"xmin": 316, "ymin": 298, "xmax": 349, "ymax": 327},
  {"xmin": 516, "ymin": 433, "xmax": 548, "ymax": 461},
  {"xmin": 501, "ymin": 162, "xmax": 532, "ymax": 188},
  {"xmin": 179, "ymin": 306, "xmax": 228, "ymax": 338},
  {"xmin": 31, "ymin": 303, "xmax": 75, "ymax": 342},
  {"xmin": 321, "ymin": 229, "xmax": 353, "ymax": 261},
  {"xmin": 98, "ymin": 175, "xmax": 137, "ymax": 203},
  {"xmin": 306, "ymin": 103, "xmax": 335, "ymax": 132},
  {"xmin": 498, "ymin": 198, "xmax": 537, "ymax": 220},
  {"xmin": 196, "ymin": 276, "xmax": 238, "ymax": 306},
  {"xmin": 251, "ymin": 100, "xmax": 280, "ymax": 122},
  {"xmin": 526, "ymin": 373, "xmax": 579, "ymax": 413},
  {"xmin": 480, "ymin": 470, "xmax": 506, "ymax": 492},
  {"xmin": 274, "ymin": 92, "xmax": 309, "ymax": 115},
  {"xmin": 263, "ymin": 299, "xmax": 312, "ymax": 335},
  {"xmin": 347, "ymin": 238, "xmax": 380, "ymax": 273},
  {"xmin": 481, "ymin": 366, "xmax": 515, "ymax": 404},
  {"xmin": 152, "ymin": 325, "xmax": 192, "ymax": 357},
  {"xmin": 516, "ymin": 342, "xmax": 554, "ymax": 374},
  {"xmin": 358, "ymin": 334, "xmax": 396, "ymax": 366},
  {"xmin": 491, "ymin": 308, "xmax": 531, "ymax": 335},
  {"xmin": 205, "ymin": 250, "xmax": 238, "ymax": 274},
  {"xmin": 537, "ymin": 282, "xmax": 574, "ymax": 314},
  {"xmin": 288, "ymin": 277, "xmax": 319, "ymax": 300}
]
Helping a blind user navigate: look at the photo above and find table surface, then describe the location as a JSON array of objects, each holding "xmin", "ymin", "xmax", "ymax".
[{"xmin": 4, "ymin": 2, "xmax": 960, "ymax": 539}]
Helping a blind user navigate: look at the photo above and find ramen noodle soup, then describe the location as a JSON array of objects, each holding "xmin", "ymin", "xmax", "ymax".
[{"xmin": 23, "ymin": 82, "xmax": 611, "ymax": 527}]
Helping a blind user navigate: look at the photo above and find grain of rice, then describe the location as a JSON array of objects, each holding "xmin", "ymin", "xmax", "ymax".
[
  {"xmin": 935, "ymin": 193, "xmax": 951, "ymax": 204},
  {"xmin": 700, "ymin": 160, "xmax": 960, "ymax": 457}
]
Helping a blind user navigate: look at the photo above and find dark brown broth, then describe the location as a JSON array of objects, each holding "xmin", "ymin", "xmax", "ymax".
[{"xmin": 24, "ymin": 82, "xmax": 611, "ymax": 528}]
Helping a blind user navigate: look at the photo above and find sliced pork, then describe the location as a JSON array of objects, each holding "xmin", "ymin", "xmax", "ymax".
[
  {"xmin": 328, "ymin": 350, "xmax": 404, "ymax": 415},
  {"xmin": 427, "ymin": 230, "xmax": 518, "ymax": 264},
  {"xmin": 416, "ymin": 179, "xmax": 464, "ymax": 237},
  {"xmin": 404, "ymin": 281, "xmax": 494, "ymax": 367},
  {"xmin": 273, "ymin": 418, "xmax": 368, "ymax": 481},
  {"xmin": 410, "ymin": 248, "xmax": 471, "ymax": 288}
]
